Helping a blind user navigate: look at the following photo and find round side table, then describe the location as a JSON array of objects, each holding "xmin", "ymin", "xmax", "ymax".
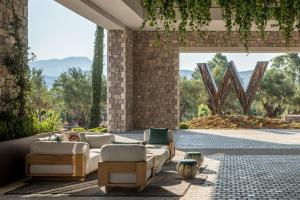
[
  {"xmin": 184, "ymin": 152, "xmax": 204, "ymax": 166},
  {"xmin": 176, "ymin": 159, "xmax": 198, "ymax": 179}
]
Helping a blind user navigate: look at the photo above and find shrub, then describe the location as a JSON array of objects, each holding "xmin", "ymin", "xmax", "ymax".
[
  {"xmin": 71, "ymin": 127, "xmax": 85, "ymax": 132},
  {"xmin": 0, "ymin": 110, "xmax": 61, "ymax": 141},
  {"xmin": 180, "ymin": 122, "xmax": 189, "ymax": 129},
  {"xmin": 88, "ymin": 127, "xmax": 107, "ymax": 133},
  {"xmin": 198, "ymin": 104, "xmax": 211, "ymax": 117},
  {"xmin": 35, "ymin": 110, "xmax": 61, "ymax": 133}
]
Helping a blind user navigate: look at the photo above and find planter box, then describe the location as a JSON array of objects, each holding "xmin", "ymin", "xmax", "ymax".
[{"xmin": 0, "ymin": 131, "xmax": 61, "ymax": 186}]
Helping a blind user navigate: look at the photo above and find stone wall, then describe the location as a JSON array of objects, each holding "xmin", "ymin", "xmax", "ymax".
[
  {"xmin": 108, "ymin": 30, "xmax": 300, "ymax": 132},
  {"xmin": 107, "ymin": 29, "xmax": 133, "ymax": 132},
  {"xmin": 0, "ymin": 0, "xmax": 28, "ymax": 110}
]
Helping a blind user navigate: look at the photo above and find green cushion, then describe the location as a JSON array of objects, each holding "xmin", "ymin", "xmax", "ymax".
[
  {"xmin": 149, "ymin": 128, "xmax": 169, "ymax": 144},
  {"xmin": 112, "ymin": 141, "xmax": 142, "ymax": 145}
]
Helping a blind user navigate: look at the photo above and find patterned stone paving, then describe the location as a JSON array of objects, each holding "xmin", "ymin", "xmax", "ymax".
[
  {"xmin": 208, "ymin": 155, "xmax": 300, "ymax": 200},
  {"xmin": 117, "ymin": 129, "xmax": 300, "ymax": 150}
]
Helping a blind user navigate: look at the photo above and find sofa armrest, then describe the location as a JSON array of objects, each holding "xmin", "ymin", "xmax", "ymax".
[{"xmin": 85, "ymin": 133, "xmax": 115, "ymax": 148}]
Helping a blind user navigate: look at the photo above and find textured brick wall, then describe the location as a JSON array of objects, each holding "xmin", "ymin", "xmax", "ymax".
[
  {"xmin": 108, "ymin": 30, "xmax": 300, "ymax": 132},
  {"xmin": 0, "ymin": 0, "xmax": 28, "ymax": 110},
  {"xmin": 107, "ymin": 29, "xmax": 133, "ymax": 132}
]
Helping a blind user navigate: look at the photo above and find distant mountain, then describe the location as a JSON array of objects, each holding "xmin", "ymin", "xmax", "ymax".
[
  {"xmin": 180, "ymin": 70, "xmax": 193, "ymax": 79},
  {"xmin": 29, "ymin": 57, "xmax": 93, "ymax": 77},
  {"xmin": 29, "ymin": 56, "xmax": 108, "ymax": 88}
]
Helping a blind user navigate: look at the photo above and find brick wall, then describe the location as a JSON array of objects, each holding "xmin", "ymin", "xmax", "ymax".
[
  {"xmin": 108, "ymin": 30, "xmax": 300, "ymax": 132},
  {"xmin": 0, "ymin": 0, "xmax": 28, "ymax": 110}
]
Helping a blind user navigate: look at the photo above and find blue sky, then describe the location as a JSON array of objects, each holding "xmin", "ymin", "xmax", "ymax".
[{"xmin": 29, "ymin": 0, "xmax": 284, "ymax": 72}]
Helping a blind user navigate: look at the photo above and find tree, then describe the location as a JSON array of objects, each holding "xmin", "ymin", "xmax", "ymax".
[
  {"xmin": 89, "ymin": 26, "xmax": 104, "ymax": 128},
  {"xmin": 260, "ymin": 68, "xmax": 295, "ymax": 117},
  {"xmin": 52, "ymin": 68, "xmax": 91, "ymax": 127},
  {"xmin": 30, "ymin": 68, "xmax": 52, "ymax": 121},
  {"xmin": 180, "ymin": 77, "xmax": 207, "ymax": 121}
]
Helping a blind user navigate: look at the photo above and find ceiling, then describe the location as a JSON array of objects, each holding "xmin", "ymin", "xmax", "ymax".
[{"xmin": 56, "ymin": 0, "xmax": 279, "ymax": 31}]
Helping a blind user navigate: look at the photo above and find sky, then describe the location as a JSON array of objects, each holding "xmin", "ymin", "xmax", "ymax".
[{"xmin": 29, "ymin": 0, "xmax": 285, "ymax": 72}]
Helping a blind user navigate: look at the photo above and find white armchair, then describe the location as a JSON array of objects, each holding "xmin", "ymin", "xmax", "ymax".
[{"xmin": 98, "ymin": 144, "xmax": 155, "ymax": 192}]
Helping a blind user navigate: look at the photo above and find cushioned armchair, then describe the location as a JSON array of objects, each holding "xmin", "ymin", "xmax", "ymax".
[
  {"xmin": 98, "ymin": 144, "xmax": 155, "ymax": 192},
  {"xmin": 144, "ymin": 129, "xmax": 176, "ymax": 161}
]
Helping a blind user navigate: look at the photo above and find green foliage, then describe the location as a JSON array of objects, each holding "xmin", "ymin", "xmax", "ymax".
[
  {"xmin": 88, "ymin": 127, "xmax": 107, "ymax": 133},
  {"xmin": 260, "ymin": 53, "xmax": 300, "ymax": 117},
  {"xmin": 180, "ymin": 77, "xmax": 207, "ymax": 121},
  {"xmin": 71, "ymin": 127, "xmax": 85, "ymax": 132},
  {"xmin": 30, "ymin": 68, "xmax": 53, "ymax": 120},
  {"xmin": 141, "ymin": 0, "xmax": 212, "ymax": 43},
  {"xmin": 89, "ymin": 26, "xmax": 104, "ymax": 128},
  {"xmin": 34, "ymin": 110, "xmax": 61, "ymax": 133},
  {"xmin": 198, "ymin": 104, "xmax": 211, "ymax": 117},
  {"xmin": 141, "ymin": 0, "xmax": 300, "ymax": 51},
  {"xmin": 52, "ymin": 67, "xmax": 92, "ymax": 127},
  {"xmin": 0, "ymin": 7, "xmax": 37, "ymax": 141},
  {"xmin": 179, "ymin": 122, "xmax": 189, "ymax": 129}
]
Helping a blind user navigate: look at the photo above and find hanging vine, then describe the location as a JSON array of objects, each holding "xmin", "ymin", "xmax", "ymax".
[{"xmin": 141, "ymin": 0, "xmax": 300, "ymax": 51}]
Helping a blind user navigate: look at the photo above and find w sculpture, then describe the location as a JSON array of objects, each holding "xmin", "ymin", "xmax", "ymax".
[{"xmin": 198, "ymin": 61, "xmax": 268, "ymax": 115}]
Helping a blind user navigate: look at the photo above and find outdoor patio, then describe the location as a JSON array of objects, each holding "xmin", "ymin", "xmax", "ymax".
[{"xmin": 2, "ymin": 129, "xmax": 300, "ymax": 200}]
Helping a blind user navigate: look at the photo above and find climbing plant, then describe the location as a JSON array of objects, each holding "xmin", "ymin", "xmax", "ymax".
[
  {"xmin": 0, "ymin": 7, "xmax": 36, "ymax": 140},
  {"xmin": 141, "ymin": 0, "xmax": 300, "ymax": 51}
]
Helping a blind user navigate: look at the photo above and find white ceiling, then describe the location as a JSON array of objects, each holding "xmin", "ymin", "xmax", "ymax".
[{"xmin": 56, "ymin": 0, "xmax": 280, "ymax": 31}]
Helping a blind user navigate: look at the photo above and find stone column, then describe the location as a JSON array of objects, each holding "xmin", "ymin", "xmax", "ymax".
[
  {"xmin": 107, "ymin": 29, "xmax": 133, "ymax": 132},
  {"xmin": 0, "ymin": 0, "xmax": 28, "ymax": 111}
]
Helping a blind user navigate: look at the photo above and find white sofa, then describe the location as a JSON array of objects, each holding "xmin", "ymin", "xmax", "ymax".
[{"xmin": 26, "ymin": 133, "xmax": 115, "ymax": 180}]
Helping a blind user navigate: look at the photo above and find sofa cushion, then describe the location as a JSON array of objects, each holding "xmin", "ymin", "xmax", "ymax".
[
  {"xmin": 30, "ymin": 141, "xmax": 90, "ymax": 158},
  {"xmin": 101, "ymin": 144, "xmax": 146, "ymax": 162},
  {"xmin": 85, "ymin": 133, "xmax": 115, "ymax": 148},
  {"xmin": 144, "ymin": 129, "xmax": 173, "ymax": 144},
  {"xmin": 146, "ymin": 148, "xmax": 168, "ymax": 173},
  {"xmin": 149, "ymin": 128, "xmax": 169, "ymax": 144},
  {"xmin": 86, "ymin": 152, "xmax": 101, "ymax": 174}
]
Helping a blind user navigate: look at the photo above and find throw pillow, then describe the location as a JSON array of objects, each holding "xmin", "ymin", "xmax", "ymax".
[
  {"xmin": 149, "ymin": 128, "xmax": 169, "ymax": 144},
  {"xmin": 112, "ymin": 141, "xmax": 142, "ymax": 145},
  {"xmin": 48, "ymin": 134, "xmax": 63, "ymax": 142},
  {"xmin": 62, "ymin": 131, "xmax": 81, "ymax": 142}
]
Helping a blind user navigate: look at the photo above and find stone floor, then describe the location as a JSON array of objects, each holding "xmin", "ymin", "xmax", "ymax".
[{"xmin": 2, "ymin": 129, "xmax": 300, "ymax": 200}]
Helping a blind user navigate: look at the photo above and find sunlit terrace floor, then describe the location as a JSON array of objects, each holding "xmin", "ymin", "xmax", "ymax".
[{"xmin": 2, "ymin": 129, "xmax": 300, "ymax": 200}]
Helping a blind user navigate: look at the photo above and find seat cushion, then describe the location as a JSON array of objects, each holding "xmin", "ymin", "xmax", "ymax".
[
  {"xmin": 145, "ymin": 144, "xmax": 170, "ymax": 158},
  {"xmin": 86, "ymin": 151, "xmax": 101, "ymax": 175},
  {"xmin": 146, "ymin": 148, "xmax": 168, "ymax": 173}
]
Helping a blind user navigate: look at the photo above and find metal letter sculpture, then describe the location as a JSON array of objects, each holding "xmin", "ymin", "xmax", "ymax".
[{"xmin": 198, "ymin": 61, "xmax": 268, "ymax": 114}]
